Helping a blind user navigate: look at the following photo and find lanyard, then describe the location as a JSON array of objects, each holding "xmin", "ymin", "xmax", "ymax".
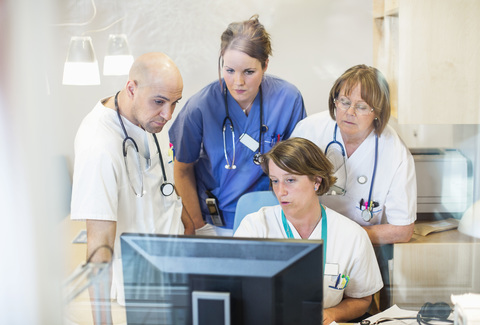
[{"xmin": 281, "ymin": 205, "xmax": 328, "ymax": 272}]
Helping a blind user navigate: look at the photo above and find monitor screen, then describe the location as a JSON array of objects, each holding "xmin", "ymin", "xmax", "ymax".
[{"xmin": 120, "ymin": 233, "xmax": 323, "ymax": 325}]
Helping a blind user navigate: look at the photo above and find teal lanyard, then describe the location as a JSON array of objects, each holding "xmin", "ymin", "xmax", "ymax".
[{"xmin": 281, "ymin": 205, "xmax": 328, "ymax": 272}]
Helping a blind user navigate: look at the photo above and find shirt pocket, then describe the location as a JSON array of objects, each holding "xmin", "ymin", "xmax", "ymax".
[
  {"xmin": 263, "ymin": 131, "xmax": 284, "ymax": 150},
  {"xmin": 345, "ymin": 184, "xmax": 383, "ymax": 225},
  {"xmin": 324, "ymin": 275, "xmax": 345, "ymax": 308}
]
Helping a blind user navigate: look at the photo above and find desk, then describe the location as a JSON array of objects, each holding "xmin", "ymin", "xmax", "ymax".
[
  {"xmin": 60, "ymin": 217, "xmax": 127, "ymax": 325},
  {"xmin": 392, "ymin": 229, "xmax": 480, "ymax": 310}
]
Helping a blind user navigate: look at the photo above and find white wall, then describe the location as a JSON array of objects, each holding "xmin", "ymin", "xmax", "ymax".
[
  {"xmin": 53, "ymin": 0, "xmax": 374, "ymax": 170},
  {"xmin": 54, "ymin": 0, "xmax": 473, "ymax": 181}
]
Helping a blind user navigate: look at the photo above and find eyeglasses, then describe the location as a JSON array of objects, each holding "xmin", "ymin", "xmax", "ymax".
[{"xmin": 334, "ymin": 97, "xmax": 373, "ymax": 116}]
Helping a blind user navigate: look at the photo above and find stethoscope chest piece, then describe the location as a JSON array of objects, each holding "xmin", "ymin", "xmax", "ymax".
[
  {"xmin": 362, "ymin": 208, "xmax": 373, "ymax": 222},
  {"xmin": 161, "ymin": 182, "xmax": 175, "ymax": 196},
  {"xmin": 253, "ymin": 152, "xmax": 263, "ymax": 165},
  {"xmin": 357, "ymin": 175, "xmax": 368, "ymax": 184},
  {"xmin": 116, "ymin": 91, "xmax": 174, "ymax": 198}
]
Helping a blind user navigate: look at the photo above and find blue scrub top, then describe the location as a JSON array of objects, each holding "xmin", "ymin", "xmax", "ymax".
[{"xmin": 169, "ymin": 74, "xmax": 306, "ymax": 228}]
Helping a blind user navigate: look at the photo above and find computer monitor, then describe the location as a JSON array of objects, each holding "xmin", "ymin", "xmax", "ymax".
[{"xmin": 120, "ymin": 233, "xmax": 323, "ymax": 325}]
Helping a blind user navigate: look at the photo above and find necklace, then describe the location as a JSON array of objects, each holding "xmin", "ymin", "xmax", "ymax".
[
  {"xmin": 304, "ymin": 214, "xmax": 322, "ymax": 239},
  {"xmin": 242, "ymin": 98, "xmax": 255, "ymax": 116},
  {"xmin": 282, "ymin": 205, "xmax": 326, "ymax": 239}
]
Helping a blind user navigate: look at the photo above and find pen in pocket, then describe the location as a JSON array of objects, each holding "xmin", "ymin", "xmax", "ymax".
[{"xmin": 329, "ymin": 273, "xmax": 349, "ymax": 289}]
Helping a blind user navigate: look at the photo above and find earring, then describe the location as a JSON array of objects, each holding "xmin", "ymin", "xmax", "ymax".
[{"xmin": 314, "ymin": 185, "xmax": 319, "ymax": 191}]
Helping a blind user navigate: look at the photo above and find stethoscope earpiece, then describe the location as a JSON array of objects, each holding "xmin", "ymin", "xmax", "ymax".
[{"xmin": 225, "ymin": 163, "xmax": 237, "ymax": 170}]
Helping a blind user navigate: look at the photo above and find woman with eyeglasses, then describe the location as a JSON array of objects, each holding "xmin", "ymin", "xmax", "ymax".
[
  {"xmin": 169, "ymin": 15, "xmax": 306, "ymax": 236},
  {"xmin": 234, "ymin": 137, "xmax": 383, "ymax": 325},
  {"xmin": 291, "ymin": 64, "xmax": 416, "ymax": 308},
  {"xmin": 292, "ymin": 64, "xmax": 416, "ymax": 244}
]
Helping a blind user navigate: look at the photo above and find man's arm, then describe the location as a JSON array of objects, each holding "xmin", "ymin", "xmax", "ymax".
[
  {"xmin": 323, "ymin": 295, "xmax": 372, "ymax": 325},
  {"xmin": 86, "ymin": 220, "xmax": 116, "ymax": 325},
  {"xmin": 174, "ymin": 159, "xmax": 205, "ymax": 230},
  {"xmin": 363, "ymin": 223, "xmax": 415, "ymax": 244}
]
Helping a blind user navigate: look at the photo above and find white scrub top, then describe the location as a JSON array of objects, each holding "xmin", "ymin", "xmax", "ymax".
[
  {"xmin": 234, "ymin": 204, "xmax": 383, "ymax": 308},
  {"xmin": 71, "ymin": 99, "xmax": 184, "ymax": 304},
  {"xmin": 291, "ymin": 111, "xmax": 417, "ymax": 227},
  {"xmin": 169, "ymin": 75, "xmax": 306, "ymax": 229}
]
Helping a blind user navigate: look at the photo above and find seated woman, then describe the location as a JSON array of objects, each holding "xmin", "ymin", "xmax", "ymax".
[{"xmin": 234, "ymin": 137, "xmax": 383, "ymax": 325}]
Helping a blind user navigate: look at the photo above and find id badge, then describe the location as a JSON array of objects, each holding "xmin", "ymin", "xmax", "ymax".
[
  {"xmin": 239, "ymin": 133, "xmax": 259, "ymax": 152},
  {"xmin": 206, "ymin": 198, "xmax": 225, "ymax": 227},
  {"xmin": 324, "ymin": 263, "xmax": 339, "ymax": 276}
]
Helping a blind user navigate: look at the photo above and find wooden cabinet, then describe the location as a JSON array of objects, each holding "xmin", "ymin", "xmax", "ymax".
[
  {"xmin": 373, "ymin": 0, "xmax": 480, "ymax": 124},
  {"xmin": 392, "ymin": 230, "xmax": 480, "ymax": 310}
]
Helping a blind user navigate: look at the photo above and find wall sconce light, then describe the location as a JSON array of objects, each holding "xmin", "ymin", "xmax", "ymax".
[
  {"xmin": 62, "ymin": 36, "xmax": 100, "ymax": 85},
  {"xmin": 103, "ymin": 34, "xmax": 134, "ymax": 76}
]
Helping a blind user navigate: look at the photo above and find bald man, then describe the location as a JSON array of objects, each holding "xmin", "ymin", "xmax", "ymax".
[{"xmin": 70, "ymin": 53, "xmax": 194, "ymax": 318}]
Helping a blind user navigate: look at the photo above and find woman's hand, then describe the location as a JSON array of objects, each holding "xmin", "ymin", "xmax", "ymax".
[
  {"xmin": 323, "ymin": 308, "xmax": 336, "ymax": 325},
  {"xmin": 363, "ymin": 223, "xmax": 414, "ymax": 244},
  {"xmin": 174, "ymin": 159, "xmax": 206, "ymax": 229},
  {"xmin": 323, "ymin": 295, "xmax": 372, "ymax": 325},
  {"xmin": 181, "ymin": 207, "xmax": 195, "ymax": 235}
]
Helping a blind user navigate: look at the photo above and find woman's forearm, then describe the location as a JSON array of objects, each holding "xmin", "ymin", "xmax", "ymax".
[{"xmin": 174, "ymin": 159, "xmax": 205, "ymax": 229}]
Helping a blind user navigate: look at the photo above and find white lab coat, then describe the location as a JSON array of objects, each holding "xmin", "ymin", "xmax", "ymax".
[
  {"xmin": 291, "ymin": 111, "xmax": 417, "ymax": 227},
  {"xmin": 71, "ymin": 99, "xmax": 184, "ymax": 304},
  {"xmin": 234, "ymin": 204, "xmax": 383, "ymax": 308}
]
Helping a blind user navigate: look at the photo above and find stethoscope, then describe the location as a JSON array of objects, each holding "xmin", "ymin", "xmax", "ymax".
[
  {"xmin": 222, "ymin": 84, "xmax": 267, "ymax": 169},
  {"xmin": 326, "ymin": 123, "xmax": 378, "ymax": 222},
  {"xmin": 115, "ymin": 91, "xmax": 174, "ymax": 197}
]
